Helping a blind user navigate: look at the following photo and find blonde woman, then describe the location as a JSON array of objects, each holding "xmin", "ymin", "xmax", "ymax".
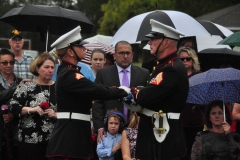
[{"xmin": 177, "ymin": 47, "xmax": 203, "ymax": 160}]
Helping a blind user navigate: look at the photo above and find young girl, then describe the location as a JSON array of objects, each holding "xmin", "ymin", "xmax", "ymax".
[
  {"xmin": 97, "ymin": 110, "xmax": 125, "ymax": 160},
  {"xmin": 121, "ymin": 111, "xmax": 139, "ymax": 160}
]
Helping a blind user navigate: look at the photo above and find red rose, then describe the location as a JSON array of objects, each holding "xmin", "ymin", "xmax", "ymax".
[
  {"xmin": 40, "ymin": 101, "xmax": 50, "ymax": 110},
  {"xmin": 91, "ymin": 135, "xmax": 96, "ymax": 143}
]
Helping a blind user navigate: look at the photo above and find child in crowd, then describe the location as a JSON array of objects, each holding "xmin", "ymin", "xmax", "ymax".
[
  {"xmin": 97, "ymin": 110, "xmax": 125, "ymax": 160},
  {"xmin": 121, "ymin": 111, "xmax": 139, "ymax": 160}
]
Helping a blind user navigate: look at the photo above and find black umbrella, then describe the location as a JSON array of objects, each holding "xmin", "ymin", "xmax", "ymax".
[
  {"xmin": 198, "ymin": 20, "xmax": 233, "ymax": 38},
  {"xmin": 110, "ymin": 10, "xmax": 210, "ymax": 46},
  {"xmin": 197, "ymin": 48, "xmax": 240, "ymax": 71},
  {"xmin": 0, "ymin": 4, "xmax": 94, "ymax": 51}
]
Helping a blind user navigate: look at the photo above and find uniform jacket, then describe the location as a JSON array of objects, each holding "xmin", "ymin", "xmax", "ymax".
[
  {"xmin": 92, "ymin": 64, "xmax": 150, "ymax": 132},
  {"xmin": 46, "ymin": 61, "xmax": 128, "ymax": 158},
  {"xmin": 133, "ymin": 52, "xmax": 189, "ymax": 160}
]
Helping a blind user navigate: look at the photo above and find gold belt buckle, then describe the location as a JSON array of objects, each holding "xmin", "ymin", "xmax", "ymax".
[{"xmin": 152, "ymin": 110, "xmax": 166, "ymax": 136}]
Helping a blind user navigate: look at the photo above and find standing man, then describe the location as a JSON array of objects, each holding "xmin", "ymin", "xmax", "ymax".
[
  {"xmin": 130, "ymin": 19, "xmax": 189, "ymax": 160},
  {"xmin": 9, "ymin": 29, "xmax": 34, "ymax": 79},
  {"xmin": 92, "ymin": 41, "xmax": 149, "ymax": 139}
]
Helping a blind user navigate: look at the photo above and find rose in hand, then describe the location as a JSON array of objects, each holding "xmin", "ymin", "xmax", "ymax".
[{"xmin": 40, "ymin": 101, "xmax": 50, "ymax": 110}]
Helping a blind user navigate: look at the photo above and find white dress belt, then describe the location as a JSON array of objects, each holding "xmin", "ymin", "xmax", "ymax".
[
  {"xmin": 57, "ymin": 112, "xmax": 91, "ymax": 121},
  {"xmin": 142, "ymin": 108, "xmax": 180, "ymax": 119}
]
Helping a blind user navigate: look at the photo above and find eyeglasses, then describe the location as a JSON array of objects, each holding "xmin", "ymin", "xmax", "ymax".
[
  {"xmin": 117, "ymin": 52, "xmax": 132, "ymax": 56},
  {"xmin": 0, "ymin": 61, "xmax": 15, "ymax": 66},
  {"xmin": 180, "ymin": 57, "xmax": 192, "ymax": 62}
]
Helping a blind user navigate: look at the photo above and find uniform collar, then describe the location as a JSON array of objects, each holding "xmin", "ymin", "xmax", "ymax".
[
  {"xmin": 62, "ymin": 60, "xmax": 81, "ymax": 72},
  {"xmin": 155, "ymin": 52, "xmax": 178, "ymax": 67}
]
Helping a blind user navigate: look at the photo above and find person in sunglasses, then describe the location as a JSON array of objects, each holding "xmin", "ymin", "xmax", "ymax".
[
  {"xmin": 0, "ymin": 48, "xmax": 23, "ymax": 160},
  {"xmin": 126, "ymin": 19, "xmax": 189, "ymax": 160},
  {"xmin": 177, "ymin": 46, "xmax": 204, "ymax": 160},
  {"xmin": 8, "ymin": 29, "xmax": 34, "ymax": 79}
]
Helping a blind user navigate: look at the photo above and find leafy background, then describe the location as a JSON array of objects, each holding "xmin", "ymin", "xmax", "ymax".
[{"xmin": 0, "ymin": 0, "xmax": 239, "ymax": 62}]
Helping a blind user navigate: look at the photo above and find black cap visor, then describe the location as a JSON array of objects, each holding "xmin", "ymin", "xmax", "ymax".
[
  {"xmin": 70, "ymin": 39, "xmax": 88, "ymax": 46},
  {"xmin": 11, "ymin": 35, "xmax": 23, "ymax": 39},
  {"xmin": 145, "ymin": 31, "xmax": 166, "ymax": 39}
]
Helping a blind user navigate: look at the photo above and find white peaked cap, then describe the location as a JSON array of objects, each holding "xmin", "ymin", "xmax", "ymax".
[
  {"xmin": 145, "ymin": 19, "xmax": 185, "ymax": 40},
  {"xmin": 51, "ymin": 26, "xmax": 88, "ymax": 49}
]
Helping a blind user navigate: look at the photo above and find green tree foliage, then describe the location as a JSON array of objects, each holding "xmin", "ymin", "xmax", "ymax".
[
  {"xmin": 98, "ymin": 0, "xmax": 176, "ymax": 35},
  {"xmin": 0, "ymin": 0, "xmax": 239, "ymax": 52},
  {"xmin": 98, "ymin": 0, "xmax": 237, "ymax": 36}
]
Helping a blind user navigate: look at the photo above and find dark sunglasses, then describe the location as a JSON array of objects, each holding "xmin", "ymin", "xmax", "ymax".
[
  {"xmin": 0, "ymin": 61, "xmax": 15, "ymax": 66},
  {"xmin": 180, "ymin": 57, "xmax": 192, "ymax": 62},
  {"xmin": 117, "ymin": 52, "xmax": 132, "ymax": 56}
]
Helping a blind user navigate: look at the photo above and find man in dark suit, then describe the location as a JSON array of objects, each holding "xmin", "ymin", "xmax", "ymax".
[{"xmin": 92, "ymin": 40, "xmax": 150, "ymax": 140}]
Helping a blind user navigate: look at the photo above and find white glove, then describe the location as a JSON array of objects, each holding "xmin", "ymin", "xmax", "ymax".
[{"xmin": 119, "ymin": 86, "xmax": 131, "ymax": 94}]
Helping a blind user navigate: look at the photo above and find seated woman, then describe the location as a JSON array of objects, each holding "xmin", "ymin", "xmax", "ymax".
[
  {"xmin": 191, "ymin": 100, "xmax": 240, "ymax": 160},
  {"xmin": 9, "ymin": 54, "xmax": 57, "ymax": 160}
]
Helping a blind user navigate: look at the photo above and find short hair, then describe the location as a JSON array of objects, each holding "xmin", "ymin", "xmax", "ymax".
[
  {"xmin": 204, "ymin": 100, "xmax": 232, "ymax": 129},
  {"xmin": 91, "ymin": 49, "xmax": 106, "ymax": 59},
  {"xmin": 115, "ymin": 41, "xmax": 132, "ymax": 53},
  {"xmin": 0, "ymin": 48, "xmax": 15, "ymax": 60},
  {"xmin": 29, "ymin": 53, "xmax": 55, "ymax": 76},
  {"xmin": 177, "ymin": 46, "xmax": 201, "ymax": 73}
]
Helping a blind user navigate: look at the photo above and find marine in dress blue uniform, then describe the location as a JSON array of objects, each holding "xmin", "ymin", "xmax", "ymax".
[
  {"xmin": 46, "ymin": 26, "xmax": 128, "ymax": 160},
  {"xmin": 130, "ymin": 19, "xmax": 189, "ymax": 160}
]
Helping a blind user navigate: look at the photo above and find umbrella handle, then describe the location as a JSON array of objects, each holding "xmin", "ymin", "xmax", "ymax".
[
  {"xmin": 46, "ymin": 26, "xmax": 49, "ymax": 52},
  {"xmin": 223, "ymin": 103, "xmax": 226, "ymax": 122}
]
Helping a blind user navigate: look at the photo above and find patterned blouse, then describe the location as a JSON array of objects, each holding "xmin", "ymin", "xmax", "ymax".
[
  {"xmin": 191, "ymin": 130, "xmax": 240, "ymax": 160},
  {"xmin": 10, "ymin": 81, "xmax": 56, "ymax": 144},
  {"xmin": 125, "ymin": 127, "xmax": 138, "ymax": 159}
]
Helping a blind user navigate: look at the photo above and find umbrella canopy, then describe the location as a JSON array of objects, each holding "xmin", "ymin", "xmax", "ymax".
[
  {"xmin": 187, "ymin": 68, "xmax": 240, "ymax": 105},
  {"xmin": 109, "ymin": 10, "xmax": 210, "ymax": 46},
  {"xmin": 84, "ymin": 35, "xmax": 112, "ymax": 45},
  {"xmin": 198, "ymin": 48, "xmax": 240, "ymax": 71},
  {"xmin": 198, "ymin": 20, "xmax": 233, "ymax": 38},
  {"xmin": 0, "ymin": 4, "xmax": 94, "ymax": 51},
  {"xmin": 0, "ymin": 4, "xmax": 94, "ymax": 35},
  {"xmin": 81, "ymin": 43, "xmax": 114, "ymax": 65},
  {"xmin": 177, "ymin": 35, "xmax": 231, "ymax": 52},
  {"xmin": 218, "ymin": 32, "xmax": 240, "ymax": 47}
]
